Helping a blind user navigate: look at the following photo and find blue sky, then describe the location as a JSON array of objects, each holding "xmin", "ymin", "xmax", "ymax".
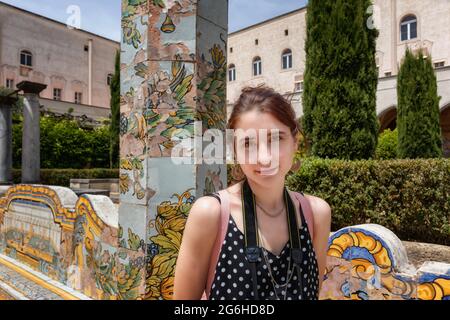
[{"xmin": 1, "ymin": 0, "xmax": 307, "ymax": 41}]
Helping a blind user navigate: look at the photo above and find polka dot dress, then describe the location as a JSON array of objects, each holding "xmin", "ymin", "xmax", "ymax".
[{"xmin": 209, "ymin": 212, "xmax": 319, "ymax": 300}]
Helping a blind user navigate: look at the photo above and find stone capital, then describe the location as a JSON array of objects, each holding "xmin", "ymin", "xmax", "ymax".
[{"xmin": 17, "ymin": 81, "xmax": 47, "ymax": 95}]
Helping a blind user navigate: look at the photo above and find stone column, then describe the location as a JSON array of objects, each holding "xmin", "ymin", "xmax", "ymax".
[
  {"xmin": 0, "ymin": 96, "xmax": 17, "ymax": 185},
  {"xmin": 119, "ymin": 0, "xmax": 228, "ymax": 300},
  {"xmin": 17, "ymin": 81, "xmax": 47, "ymax": 184}
]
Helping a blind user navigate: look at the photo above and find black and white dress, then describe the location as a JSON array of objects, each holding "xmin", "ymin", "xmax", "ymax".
[{"xmin": 207, "ymin": 193, "xmax": 320, "ymax": 300}]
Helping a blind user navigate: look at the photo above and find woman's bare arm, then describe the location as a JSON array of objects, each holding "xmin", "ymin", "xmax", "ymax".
[
  {"xmin": 306, "ymin": 195, "xmax": 332, "ymax": 293},
  {"xmin": 173, "ymin": 196, "xmax": 221, "ymax": 300}
]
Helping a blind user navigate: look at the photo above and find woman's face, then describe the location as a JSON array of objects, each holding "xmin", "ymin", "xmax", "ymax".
[{"xmin": 234, "ymin": 109, "xmax": 298, "ymax": 184}]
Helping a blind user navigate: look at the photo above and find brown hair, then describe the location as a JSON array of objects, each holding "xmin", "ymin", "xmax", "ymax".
[{"xmin": 227, "ymin": 86, "xmax": 299, "ymax": 138}]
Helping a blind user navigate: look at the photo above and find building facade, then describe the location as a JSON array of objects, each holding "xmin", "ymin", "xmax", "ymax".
[
  {"xmin": 0, "ymin": 1, "xmax": 119, "ymax": 119},
  {"xmin": 227, "ymin": 0, "xmax": 450, "ymax": 156}
]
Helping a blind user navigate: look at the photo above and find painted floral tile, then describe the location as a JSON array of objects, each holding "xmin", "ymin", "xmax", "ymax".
[
  {"xmin": 147, "ymin": 60, "xmax": 196, "ymax": 110},
  {"xmin": 146, "ymin": 107, "xmax": 195, "ymax": 158},
  {"xmin": 195, "ymin": 163, "xmax": 227, "ymax": 196},
  {"xmin": 122, "ymin": 2, "xmax": 149, "ymax": 65},
  {"xmin": 121, "ymin": 62, "xmax": 148, "ymax": 104},
  {"xmin": 118, "ymin": 203, "xmax": 148, "ymax": 252},
  {"xmin": 145, "ymin": 160, "xmax": 197, "ymax": 300},
  {"xmin": 119, "ymin": 156, "xmax": 152, "ymax": 205},
  {"xmin": 116, "ymin": 247, "xmax": 147, "ymax": 300},
  {"xmin": 148, "ymin": 0, "xmax": 197, "ymax": 62},
  {"xmin": 195, "ymin": 17, "xmax": 228, "ymax": 132}
]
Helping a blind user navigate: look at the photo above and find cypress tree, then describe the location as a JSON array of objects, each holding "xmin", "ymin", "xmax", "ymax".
[
  {"xmin": 302, "ymin": 0, "xmax": 379, "ymax": 159},
  {"xmin": 397, "ymin": 49, "xmax": 442, "ymax": 158},
  {"xmin": 110, "ymin": 50, "xmax": 120, "ymax": 168}
]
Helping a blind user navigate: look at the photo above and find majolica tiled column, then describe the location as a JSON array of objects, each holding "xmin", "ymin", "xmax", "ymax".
[{"xmin": 119, "ymin": 0, "xmax": 228, "ymax": 300}]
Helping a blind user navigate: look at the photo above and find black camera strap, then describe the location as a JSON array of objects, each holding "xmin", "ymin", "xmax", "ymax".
[{"xmin": 242, "ymin": 180, "xmax": 303, "ymax": 300}]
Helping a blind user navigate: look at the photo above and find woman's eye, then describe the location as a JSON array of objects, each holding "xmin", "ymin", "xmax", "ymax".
[{"xmin": 271, "ymin": 135, "xmax": 281, "ymax": 142}]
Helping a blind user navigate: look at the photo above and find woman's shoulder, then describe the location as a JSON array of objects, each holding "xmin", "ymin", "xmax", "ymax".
[
  {"xmin": 289, "ymin": 191, "xmax": 331, "ymax": 220},
  {"xmin": 191, "ymin": 194, "xmax": 222, "ymax": 217},
  {"xmin": 303, "ymin": 194, "xmax": 331, "ymax": 224}
]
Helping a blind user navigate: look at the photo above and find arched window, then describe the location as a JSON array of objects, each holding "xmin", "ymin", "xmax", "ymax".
[
  {"xmin": 253, "ymin": 57, "xmax": 262, "ymax": 76},
  {"xmin": 20, "ymin": 50, "xmax": 33, "ymax": 67},
  {"xmin": 228, "ymin": 64, "xmax": 236, "ymax": 82},
  {"xmin": 400, "ymin": 15, "xmax": 417, "ymax": 41},
  {"xmin": 282, "ymin": 49, "xmax": 293, "ymax": 69}
]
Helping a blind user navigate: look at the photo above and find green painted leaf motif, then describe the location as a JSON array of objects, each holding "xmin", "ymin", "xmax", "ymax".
[
  {"xmin": 119, "ymin": 225, "xmax": 123, "ymax": 238},
  {"xmin": 179, "ymin": 203, "xmax": 192, "ymax": 215},
  {"xmin": 160, "ymin": 127, "xmax": 176, "ymax": 140},
  {"xmin": 145, "ymin": 110, "xmax": 161, "ymax": 130},
  {"xmin": 150, "ymin": 234, "xmax": 177, "ymax": 252},
  {"xmin": 119, "ymin": 240, "xmax": 127, "ymax": 251},
  {"xmin": 129, "ymin": 157, "xmax": 143, "ymax": 171},
  {"xmin": 198, "ymin": 77, "xmax": 213, "ymax": 91},
  {"xmin": 134, "ymin": 62, "xmax": 148, "ymax": 78},
  {"xmin": 152, "ymin": 0, "xmax": 165, "ymax": 8},
  {"xmin": 129, "ymin": 0, "xmax": 147, "ymax": 6},
  {"xmin": 174, "ymin": 74, "xmax": 194, "ymax": 103},
  {"xmin": 128, "ymin": 228, "xmax": 143, "ymax": 251}
]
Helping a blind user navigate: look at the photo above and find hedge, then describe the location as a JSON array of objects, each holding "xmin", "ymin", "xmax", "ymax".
[
  {"xmin": 375, "ymin": 129, "xmax": 398, "ymax": 160},
  {"xmin": 13, "ymin": 114, "xmax": 112, "ymax": 169},
  {"xmin": 12, "ymin": 169, "xmax": 119, "ymax": 187},
  {"xmin": 286, "ymin": 158, "xmax": 450, "ymax": 245}
]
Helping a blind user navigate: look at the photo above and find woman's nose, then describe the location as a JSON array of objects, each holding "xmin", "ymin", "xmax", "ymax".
[{"xmin": 258, "ymin": 144, "xmax": 271, "ymax": 166}]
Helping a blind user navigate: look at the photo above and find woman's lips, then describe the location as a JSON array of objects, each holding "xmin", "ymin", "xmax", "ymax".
[{"xmin": 256, "ymin": 167, "xmax": 279, "ymax": 176}]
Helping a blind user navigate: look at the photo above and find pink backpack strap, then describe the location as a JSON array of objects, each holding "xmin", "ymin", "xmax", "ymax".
[
  {"xmin": 202, "ymin": 189, "xmax": 230, "ymax": 300},
  {"xmin": 292, "ymin": 192, "xmax": 315, "ymax": 239}
]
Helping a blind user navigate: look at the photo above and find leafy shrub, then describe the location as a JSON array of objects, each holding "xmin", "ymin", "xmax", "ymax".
[
  {"xmin": 285, "ymin": 158, "xmax": 450, "ymax": 245},
  {"xmin": 375, "ymin": 129, "xmax": 398, "ymax": 160},
  {"xmin": 12, "ymin": 169, "xmax": 119, "ymax": 187}
]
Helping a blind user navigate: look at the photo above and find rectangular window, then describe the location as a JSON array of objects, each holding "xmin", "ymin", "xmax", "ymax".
[
  {"xmin": 401, "ymin": 20, "xmax": 417, "ymax": 41},
  {"xmin": 295, "ymin": 81, "xmax": 304, "ymax": 92},
  {"xmin": 75, "ymin": 92, "xmax": 82, "ymax": 104},
  {"xmin": 282, "ymin": 54, "xmax": 293, "ymax": 69},
  {"xmin": 410, "ymin": 22, "xmax": 417, "ymax": 39},
  {"xmin": 20, "ymin": 53, "xmax": 32, "ymax": 67},
  {"xmin": 230, "ymin": 47, "xmax": 233, "ymax": 53},
  {"xmin": 53, "ymin": 88, "xmax": 62, "ymax": 101},
  {"xmin": 6, "ymin": 79, "xmax": 14, "ymax": 89},
  {"xmin": 385, "ymin": 72, "xmax": 392, "ymax": 77},
  {"xmin": 400, "ymin": 24, "xmax": 408, "ymax": 41},
  {"xmin": 285, "ymin": 29, "xmax": 289, "ymax": 36},
  {"xmin": 255, "ymin": 39, "xmax": 259, "ymax": 45},
  {"xmin": 228, "ymin": 69, "xmax": 236, "ymax": 82},
  {"xmin": 253, "ymin": 61, "xmax": 262, "ymax": 76},
  {"xmin": 434, "ymin": 61, "xmax": 445, "ymax": 69}
]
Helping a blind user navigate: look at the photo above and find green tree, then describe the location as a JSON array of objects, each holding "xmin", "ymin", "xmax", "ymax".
[
  {"xmin": 110, "ymin": 50, "xmax": 120, "ymax": 168},
  {"xmin": 397, "ymin": 49, "xmax": 442, "ymax": 158},
  {"xmin": 375, "ymin": 128, "xmax": 398, "ymax": 160},
  {"xmin": 302, "ymin": 0, "xmax": 379, "ymax": 159},
  {"xmin": 12, "ymin": 114, "xmax": 111, "ymax": 169}
]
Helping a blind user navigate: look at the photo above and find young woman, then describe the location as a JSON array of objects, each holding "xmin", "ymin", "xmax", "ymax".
[{"xmin": 174, "ymin": 87, "xmax": 331, "ymax": 300}]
